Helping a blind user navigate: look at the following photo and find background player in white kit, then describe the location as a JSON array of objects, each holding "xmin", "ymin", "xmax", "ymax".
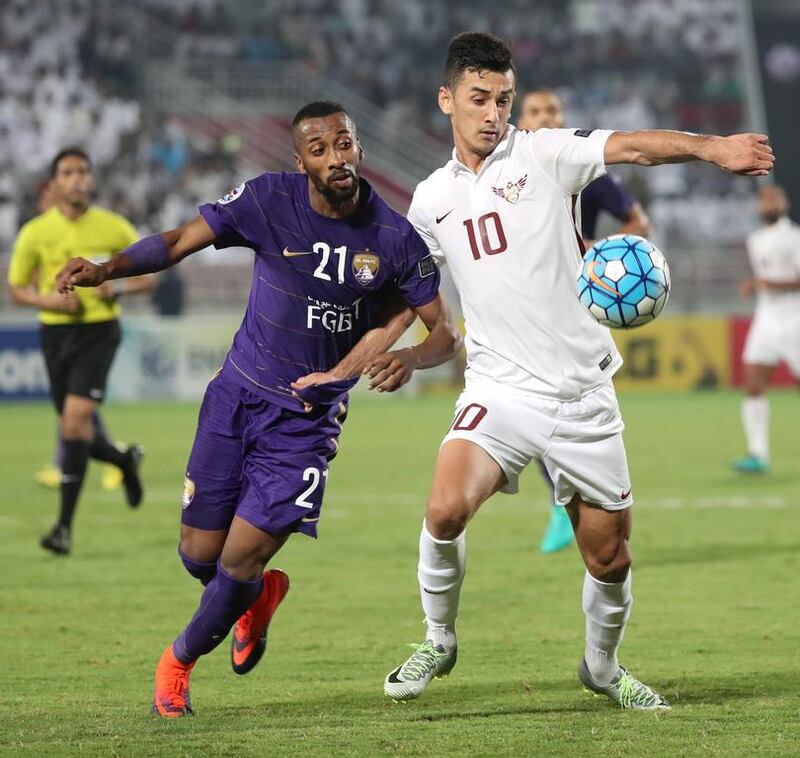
[
  {"xmin": 733, "ymin": 184, "xmax": 800, "ymax": 474},
  {"xmin": 383, "ymin": 32, "xmax": 774, "ymax": 710}
]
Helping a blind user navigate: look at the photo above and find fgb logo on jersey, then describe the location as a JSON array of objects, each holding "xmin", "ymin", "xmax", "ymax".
[
  {"xmin": 352, "ymin": 252, "xmax": 380, "ymax": 284},
  {"xmin": 307, "ymin": 296, "xmax": 363, "ymax": 332},
  {"xmin": 492, "ymin": 174, "xmax": 527, "ymax": 204}
]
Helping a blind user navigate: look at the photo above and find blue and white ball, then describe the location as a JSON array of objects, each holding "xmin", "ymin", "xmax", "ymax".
[{"xmin": 577, "ymin": 235, "xmax": 670, "ymax": 329}]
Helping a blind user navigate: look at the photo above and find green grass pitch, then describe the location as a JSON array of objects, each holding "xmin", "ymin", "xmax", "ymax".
[{"xmin": 0, "ymin": 391, "xmax": 797, "ymax": 756}]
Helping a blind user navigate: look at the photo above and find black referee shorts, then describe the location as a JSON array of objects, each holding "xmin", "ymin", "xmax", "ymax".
[{"xmin": 39, "ymin": 320, "xmax": 122, "ymax": 414}]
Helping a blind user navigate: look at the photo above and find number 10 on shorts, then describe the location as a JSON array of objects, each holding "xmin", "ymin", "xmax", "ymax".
[
  {"xmin": 295, "ymin": 467, "xmax": 329, "ymax": 508},
  {"xmin": 451, "ymin": 404, "xmax": 488, "ymax": 431}
]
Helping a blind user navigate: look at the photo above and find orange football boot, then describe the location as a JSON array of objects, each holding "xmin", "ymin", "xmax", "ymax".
[
  {"xmin": 231, "ymin": 569, "xmax": 290, "ymax": 675},
  {"xmin": 151, "ymin": 645, "xmax": 196, "ymax": 717}
]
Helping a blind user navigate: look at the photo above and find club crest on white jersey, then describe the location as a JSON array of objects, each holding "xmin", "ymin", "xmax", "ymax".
[{"xmin": 492, "ymin": 174, "xmax": 527, "ymax": 204}]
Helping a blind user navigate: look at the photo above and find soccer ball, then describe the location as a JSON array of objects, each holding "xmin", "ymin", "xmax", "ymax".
[{"xmin": 577, "ymin": 235, "xmax": 670, "ymax": 329}]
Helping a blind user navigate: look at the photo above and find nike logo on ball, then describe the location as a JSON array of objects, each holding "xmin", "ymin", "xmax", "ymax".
[
  {"xmin": 435, "ymin": 209, "xmax": 454, "ymax": 224},
  {"xmin": 586, "ymin": 260, "xmax": 622, "ymax": 296}
]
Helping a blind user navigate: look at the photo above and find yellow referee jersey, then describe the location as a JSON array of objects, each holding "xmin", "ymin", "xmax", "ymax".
[{"xmin": 8, "ymin": 206, "xmax": 139, "ymax": 325}]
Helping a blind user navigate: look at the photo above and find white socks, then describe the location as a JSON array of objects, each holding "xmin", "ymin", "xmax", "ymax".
[
  {"xmin": 418, "ymin": 520, "xmax": 464, "ymax": 651},
  {"xmin": 583, "ymin": 570, "xmax": 632, "ymax": 686},
  {"xmin": 741, "ymin": 396, "xmax": 770, "ymax": 461}
]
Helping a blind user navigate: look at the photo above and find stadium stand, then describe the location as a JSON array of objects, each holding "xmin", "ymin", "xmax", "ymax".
[{"xmin": 0, "ymin": 0, "xmax": 760, "ymax": 312}]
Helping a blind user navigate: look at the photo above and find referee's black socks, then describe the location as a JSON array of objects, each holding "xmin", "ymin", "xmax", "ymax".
[
  {"xmin": 89, "ymin": 432, "xmax": 128, "ymax": 470},
  {"xmin": 59, "ymin": 439, "xmax": 90, "ymax": 530}
]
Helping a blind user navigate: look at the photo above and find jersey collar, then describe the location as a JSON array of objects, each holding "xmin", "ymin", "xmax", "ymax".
[{"xmin": 449, "ymin": 125, "xmax": 517, "ymax": 177}]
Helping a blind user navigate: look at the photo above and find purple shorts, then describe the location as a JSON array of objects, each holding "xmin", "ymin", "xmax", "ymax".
[{"xmin": 181, "ymin": 367, "xmax": 347, "ymax": 538}]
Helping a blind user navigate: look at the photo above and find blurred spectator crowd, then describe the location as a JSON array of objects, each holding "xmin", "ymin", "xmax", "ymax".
[
  {"xmin": 0, "ymin": 0, "xmax": 757, "ymax": 256},
  {"xmin": 0, "ymin": 0, "xmax": 245, "ymax": 252}
]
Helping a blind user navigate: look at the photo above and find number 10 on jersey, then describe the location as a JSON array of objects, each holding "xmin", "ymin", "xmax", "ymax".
[{"xmin": 464, "ymin": 212, "xmax": 507, "ymax": 260}]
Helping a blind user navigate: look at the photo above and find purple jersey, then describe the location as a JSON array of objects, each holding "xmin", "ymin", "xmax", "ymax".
[
  {"xmin": 199, "ymin": 173, "xmax": 440, "ymax": 410},
  {"xmin": 580, "ymin": 172, "xmax": 636, "ymax": 240}
]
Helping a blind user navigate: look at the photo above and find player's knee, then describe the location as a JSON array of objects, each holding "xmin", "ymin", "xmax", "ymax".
[
  {"xmin": 61, "ymin": 414, "xmax": 91, "ymax": 440},
  {"xmin": 219, "ymin": 549, "xmax": 266, "ymax": 582},
  {"xmin": 179, "ymin": 527, "xmax": 225, "ymax": 565},
  {"xmin": 426, "ymin": 496, "xmax": 471, "ymax": 541},
  {"xmin": 178, "ymin": 545, "xmax": 217, "ymax": 586},
  {"xmin": 585, "ymin": 542, "xmax": 631, "ymax": 583}
]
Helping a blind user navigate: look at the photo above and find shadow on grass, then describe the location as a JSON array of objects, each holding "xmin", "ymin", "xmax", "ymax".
[
  {"xmin": 661, "ymin": 669, "xmax": 798, "ymax": 706},
  {"xmin": 196, "ymin": 676, "xmax": 614, "ymax": 725},
  {"xmin": 638, "ymin": 542, "xmax": 800, "ymax": 570}
]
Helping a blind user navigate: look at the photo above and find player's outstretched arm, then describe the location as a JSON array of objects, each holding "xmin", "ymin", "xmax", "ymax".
[
  {"xmin": 604, "ymin": 131, "xmax": 774, "ymax": 176},
  {"xmin": 364, "ymin": 293, "xmax": 462, "ymax": 393},
  {"xmin": 291, "ymin": 290, "xmax": 416, "ymax": 396},
  {"xmin": 56, "ymin": 216, "xmax": 216, "ymax": 293},
  {"xmin": 292, "ymin": 292, "xmax": 461, "ymax": 396}
]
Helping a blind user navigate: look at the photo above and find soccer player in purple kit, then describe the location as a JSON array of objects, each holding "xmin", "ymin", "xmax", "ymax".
[
  {"xmin": 518, "ymin": 88, "xmax": 651, "ymax": 553},
  {"xmin": 56, "ymin": 101, "xmax": 460, "ymax": 717}
]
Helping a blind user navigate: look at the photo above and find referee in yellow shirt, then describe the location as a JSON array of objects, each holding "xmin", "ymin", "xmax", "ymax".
[{"xmin": 8, "ymin": 148, "xmax": 153, "ymax": 555}]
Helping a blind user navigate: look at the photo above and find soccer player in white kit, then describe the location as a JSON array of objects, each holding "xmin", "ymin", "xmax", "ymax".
[
  {"xmin": 733, "ymin": 184, "xmax": 800, "ymax": 473},
  {"xmin": 383, "ymin": 32, "xmax": 774, "ymax": 710}
]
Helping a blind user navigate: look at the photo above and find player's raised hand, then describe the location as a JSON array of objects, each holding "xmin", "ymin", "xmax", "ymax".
[
  {"xmin": 365, "ymin": 349, "xmax": 415, "ymax": 393},
  {"xmin": 56, "ymin": 257, "xmax": 108, "ymax": 293},
  {"xmin": 711, "ymin": 133, "xmax": 774, "ymax": 176}
]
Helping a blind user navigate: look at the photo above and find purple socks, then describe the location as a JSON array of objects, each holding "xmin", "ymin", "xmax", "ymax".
[{"xmin": 172, "ymin": 562, "xmax": 263, "ymax": 664}]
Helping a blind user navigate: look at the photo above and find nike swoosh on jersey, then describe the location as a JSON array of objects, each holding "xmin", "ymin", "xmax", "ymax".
[
  {"xmin": 586, "ymin": 260, "xmax": 622, "ymax": 296},
  {"xmin": 282, "ymin": 247, "xmax": 315, "ymax": 257},
  {"xmin": 620, "ymin": 489, "xmax": 632, "ymax": 500},
  {"xmin": 435, "ymin": 209, "xmax": 454, "ymax": 224}
]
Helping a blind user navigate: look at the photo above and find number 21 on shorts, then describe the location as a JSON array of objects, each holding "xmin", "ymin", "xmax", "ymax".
[{"xmin": 295, "ymin": 467, "xmax": 329, "ymax": 508}]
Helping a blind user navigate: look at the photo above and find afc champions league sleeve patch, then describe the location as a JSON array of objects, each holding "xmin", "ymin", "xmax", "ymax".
[
  {"xmin": 217, "ymin": 182, "xmax": 246, "ymax": 205},
  {"xmin": 573, "ymin": 129, "xmax": 596, "ymax": 138},
  {"xmin": 182, "ymin": 475, "xmax": 195, "ymax": 509},
  {"xmin": 418, "ymin": 253, "xmax": 437, "ymax": 278}
]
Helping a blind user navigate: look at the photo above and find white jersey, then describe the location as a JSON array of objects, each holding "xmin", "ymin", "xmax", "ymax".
[
  {"xmin": 746, "ymin": 216, "xmax": 800, "ymax": 318},
  {"xmin": 409, "ymin": 125, "xmax": 620, "ymax": 400}
]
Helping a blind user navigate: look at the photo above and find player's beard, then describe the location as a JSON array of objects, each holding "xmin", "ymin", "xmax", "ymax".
[
  {"xmin": 313, "ymin": 170, "xmax": 359, "ymax": 207},
  {"xmin": 760, "ymin": 211, "xmax": 782, "ymax": 224}
]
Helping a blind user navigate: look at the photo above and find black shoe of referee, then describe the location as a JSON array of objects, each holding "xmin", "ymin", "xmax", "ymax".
[
  {"xmin": 41, "ymin": 525, "xmax": 71, "ymax": 556},
  {"xmin": 122, "ymin": 444, "xmax": 145, "ymax": 508}
]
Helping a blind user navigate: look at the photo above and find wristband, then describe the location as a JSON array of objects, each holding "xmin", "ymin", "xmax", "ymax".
[{"xmin": 119, "ymin": 234, "xmax": 171, "ymax": 275}]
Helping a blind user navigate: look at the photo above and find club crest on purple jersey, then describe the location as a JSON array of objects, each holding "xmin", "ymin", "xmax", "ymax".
[
  {"xmin": 182, "ymin": 475, "xmax": 195, "ymax": 509},
  {"xmin": 353, "ymin": 252, "xmax": 380, "ymax": 284},
  {"xmin": 492, "ymin": 174, "xmax": 527, "ymax": 204}
]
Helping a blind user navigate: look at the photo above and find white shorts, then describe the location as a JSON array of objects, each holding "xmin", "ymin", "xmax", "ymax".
[
  {"xmin": 742, "ymin": 310, "xmax": 800, "ymax": 376},
  {"xmin": 442, "ymin": 379, "xmax": 632, "ymax": 510}
]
